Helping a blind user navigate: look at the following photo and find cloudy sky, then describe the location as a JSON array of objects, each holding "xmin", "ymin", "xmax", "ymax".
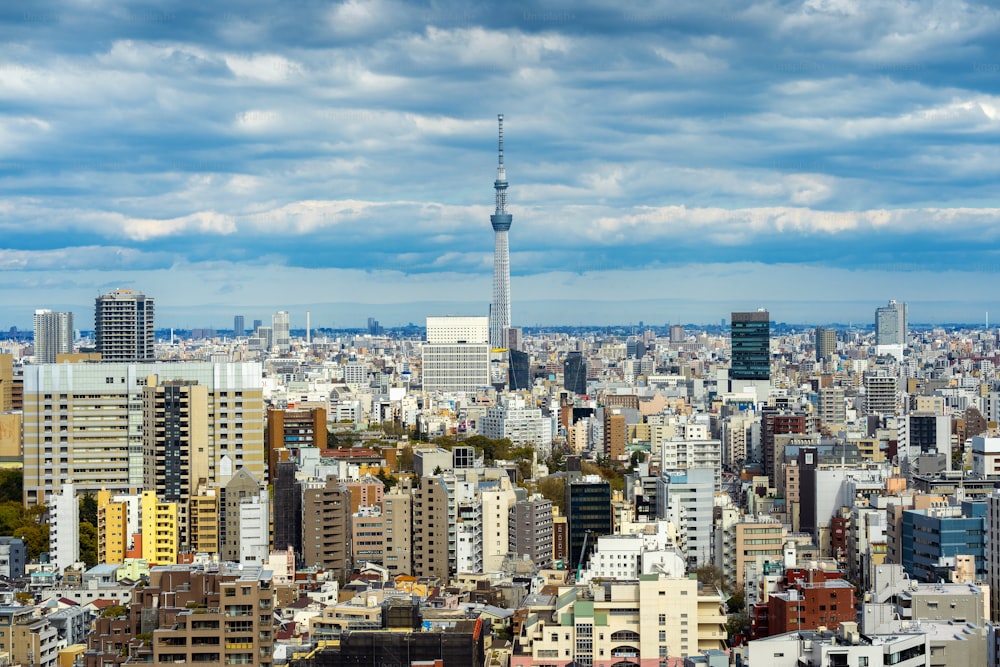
[{"xmin": 3, "ymin": 0, "xmax": 1000, "ymax": 329}]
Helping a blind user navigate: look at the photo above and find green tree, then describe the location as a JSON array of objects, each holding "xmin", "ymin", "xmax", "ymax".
[
  {"xmin": 726, "ymin": 590, "xmax": 745, "ymax": 614},
  {"xmin": 80, "ymin": 492, "xmax": 98, "ymax": 526},
  {"xmin": 0, "ymin": 470, "xmax": 22, "ymax": 503},
  {"xmin": 537, "ymin": 476, "xmax": 566, "ymax": 514},
  {"xmin": 14, "ymin": 523, "xmax": 48, "ymax": 560},
  {"xmin": 398, "ymin": 445, "xmax": 414, "ymax": 472},
  {"xmin": 375, "ymin": 468, "xmax": 397, "ymax": 491},
  {"xmin": 693, "ymin": 565, "xmax": 727, "ymax": 594},
  {"xmin": 79, "ymin": 521, "xmax": 97, "ymax": 567}
]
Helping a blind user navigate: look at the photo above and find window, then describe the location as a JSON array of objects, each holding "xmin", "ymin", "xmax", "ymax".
[{"xmin": 658, "ymin": 614, "xmax": 666, "ymax": 625}]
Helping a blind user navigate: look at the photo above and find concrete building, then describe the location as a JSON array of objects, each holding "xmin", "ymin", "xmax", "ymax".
[
  {"xmin": 272, "ymin": 310, "xmax": 290, "ymax": 353},
  {"xmin": 94, "ymin": 289, "xmax": 154, "ymax": 361},
  {"xmin": 0, "ymin": 605, "xmax": 59, "ymax": 667},
  {"xmin": 265, "ymin": 406, "xmax": 326, "ymax": 482},
  {"xmin": 22, "ymin": 361, "xmax": 264, "ymax": 506},
  {"xmin": 730, "ymin": 309, "xmax": 770, "ymax": 397},
  {"xmin": 972, "ymin": 436, "xmax": 1000, "ymax": 477},
  {"xmin": 480, "ymin": 394, "xmax": 552, "ymax": 451},
  {"xmin": 509, "ymin": 494, "xmax": 553, "ymax": 568},
  {"xmin": 815, "ymin": 326, "xmax": 837, "ymax": 362},
  {"xmin": 382, "ymin": 479, "xmax": 413, "ymax": 577},
  {"xmin": 876, "ymin": 299, "xmax": 907, "ymax": 359},
  {"xmin": 864, "ymin": 373, "xmax": 899, "ymax": 416},
  {"xmin": 901, "ymin": 501, "xmax": 986, "ymax": 583},
  {"xmin": 657, "ymin": 467, "xmax": 716, "ymax": 568},
  {"xmin": 413, "ymin": 475, "xmax": 450, "ymax": 580},
  {"xmin": 301, "ymin": 476, "xmax": 351, "ymax": 583},
  {"xmin": 50, "ymin": 482, "xmax": 79, "ymax": 572},
  {"xmin": 747, "ymin": 625, "xmax": 929, "ymax": 667},
  {"xmin": 482, "ymin": 480, "xmax": 518, "ymax": 571},
  {"xmin": 422, "ymin": 316, "xmax": 490, "ymax": 393},
  {"xmin": 512, "ymin": 575, "xmax": 727, "ymax": 665},
  {"xmin": 0, "ymin": 537, "xmax": 26, "ymax": 579},
  {"xmin": 33, "ymin": 310, "xmax": 73, "ymax": 363},
  {"xmin": 140, "ymin": 491, "xmax": 178, "ymax": 565},
  {"xmin": 221, "ymin": 468, "xmax": 266, "ymax": 563}
]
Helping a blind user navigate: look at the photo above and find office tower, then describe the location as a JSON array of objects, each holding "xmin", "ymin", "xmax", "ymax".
[
  {"xmin": 50, "ymin": 482, "xmax": 79, "ymax": 571},
  {"xmin": 815, "ymin": 325, "xmax": 837, "ymax": 362},
  {"xmin": 566, "ymin": 476, "xmax": 613, "ymax": 570},
  {"xmin": 252, "ymin": 318, "xmax": 262, "ymax": 331},
  {"xmin": 489, "ymin": 113, "xmax": 513, "ymax": 349},
  {"xmin": 33, "ymin": 310, "xmax": 73, "ymax": 363},
  {"xmin": 876, "ymin": 300, "xmax": 907, "ymax": 359},
  {"xmin": 301, "ymin": 476, "xmax": 351, "ymax": 582},
  {"xmin": 508, "ymin": 349, "xmax": 531, "ymax": 390},
  {"xmin": 367, "ymin": 317, "xmax": 381, "ymax": 336},
  {"xmin": 563, "ymin": 351, "xmax": 587, "ymax": 395},
  {"xmin": 509, "ymin": 494, "xmax": 553, "ymax": 568},
  {"xmin": 731, "ymin": 309, "xmax": 770, "ymax": 380},
  {"xmin": 669, "ymin": 324, "xmax": 685, "ymax": 343},
  {"xmin": 422, "ymin": 316, "xmax": 490, "ymax": 393},
  {"xmin": 233, "ymin": 315, "xmax": 245, "ymax": 337},
  {"xmin": 94, "ymin": 289, "xmax": 154, "ymax": 361},
  {"xmin": 272, "ymin": 310, "xmax": 290, "ymax": 353},
  {"xmin": 22, "ymin": 362, "xmax": 264, "ymax": 506}
]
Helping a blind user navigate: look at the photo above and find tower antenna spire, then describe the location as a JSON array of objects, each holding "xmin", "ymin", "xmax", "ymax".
[{"xmin": 489, "ymin": 113, "xmax": 512, "ymax": 350}]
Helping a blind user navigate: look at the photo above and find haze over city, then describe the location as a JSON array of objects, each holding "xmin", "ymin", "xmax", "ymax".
[{"xmin": 4, "ymin": 0, "xmax": 1000, "ymax": 327}]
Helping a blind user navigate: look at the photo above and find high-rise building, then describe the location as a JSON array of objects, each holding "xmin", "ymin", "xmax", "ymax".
[
  {"xmin": 508, "ymin": 349, "xmax": 531, "ymax": 390},
  {"xmin": 731, "ymin": 309, "xmax": 770, "ymax": 381},
  {"xmin": 301, "ymin": 476, "xmax": 351, "ymax": 582},
  {"xmin": 50, "ymin": 482, "xmax": 79, "ymax": 571},
  {"xmin": 33, "ymin": 310, "xmax": 73, "ymax": 363},
  {"xmin": 875, "ymin": 299, "xmax": 907, "ymax": 359},
  {"xmin": 564, "ymin": 351, "xmax": 587, "ymax": 395},
  {"xmin": 509, "ymin": 494, "xmax": 553, "ymax": 568},
  {"xmin": 566, "ymin": 476, "xmax": 612, "ymax": 570},
  {"xmin": 815, "ymin": 326, "xmax": 837, "ymax": 362},
  {"xmin": 94, "ymin": 289, "xmax": 154, "ymax": 361},
  {"xmin": 422, "ymin": 316, "xmax": 490, "ymax": 393},
  {"xmin": 233, "ymin": 315, "xmax": 245, "ymax": 337},
  {"xmin": 272, "ymin": 310, "xmax": 290, "ymax": 353},
  {"xmin": 489, "ymin": 114, "xmax": 512, "ymax": 349},
  {"xmin": 669, "ymin": 324, "xmax": 685, "ymax": 343},
  {"xmin": 22, "ymin": 362, "xmax": 264, "ymax": 506}
]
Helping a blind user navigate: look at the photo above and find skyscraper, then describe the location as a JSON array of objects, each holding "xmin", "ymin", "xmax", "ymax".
[
  {"xmin": 233, "ymin": 315, "xmax": 245, "ymax": 337},
  {"xmin": 875, "ymin": 299, "xmax": 907, "ymax": 359},
  {"xmin": 489, "ymin": 114, "xmax": 512, "ymax": 349},
  {"xmin": 33, "ymin": 309, "xmax": 73, "ymax": 363},
  {"xmin": 564, "ymin": 352, "xmax": 587, "ymax": 395},
  {"xmin": 422, "ymin": 316, "xmax": 490, "ymax": 393},
  {"xmin": 95, "ymin": 289, "xmax": 154, "ymax": 361},
  {"xmin": 815, "ymin": 326, "xmax": 837, "ymax": 362},
  {"xmin": 272, "ymin": 310, "xmax": 290, "ymax": 353}
]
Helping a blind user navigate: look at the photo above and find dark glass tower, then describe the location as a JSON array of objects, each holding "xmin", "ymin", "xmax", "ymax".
[
  {"xmin": 566, "ymin": 478, "xmax": 612, "ymax": 571},
  {"xmin": 563, "ymin": 352, "xmax": 587, "ymax": 395},
  {"xmin": 730, "ymin": 310, "xmax": 770, "ymax": 380},
  {"xmin": 508, "ymin": 349, "xmax": 531, "ymax": 390}
]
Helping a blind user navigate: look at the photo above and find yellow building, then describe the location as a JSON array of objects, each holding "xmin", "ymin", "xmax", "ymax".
[
  {"xmin": 188, "ymin": 489, "xmax": 220, "ymax": 557},
  {"xmin": 97, "ymin": 489, "xmax": 130, "ymax": 564},
  {"xmin": 140, "ymin": 491, "xmax": 179, "ymax": 565}
]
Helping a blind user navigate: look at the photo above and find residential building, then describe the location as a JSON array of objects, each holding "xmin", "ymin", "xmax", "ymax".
[
  {"xmin": 0, "ymin": 537, "xmax": 26, "ymax": 579},
  {"xmin": 301, "ymin": 476, "xmax": 351, "ymax": 582},
  {"xmin": 33, "ymin": 310, "xmax": 73, "ymax": 363},
  {"xmin": 50, "ymin": 482, "xmax": 79, "ymax": 571},
  {"xmin": 509, "ymin": 494, "xmax": 554, "ymax": 568},
  {"xmin": 814, "ymin": 326, "xmax": 836, "ymax": 362},
  {"xmin": 139, "ymin": 490, "xmax": 179, "ymax": 566},
  {"xmin": 94, "ymin": 289, "xmax": 154, "ymax": 361},
  {"xmin": 480, "ymin": 394, "xmax": 552, "ymax": 450},
  {"xmin": 22, "ymin": 361, "xmax": 264, "ymax": 506}
]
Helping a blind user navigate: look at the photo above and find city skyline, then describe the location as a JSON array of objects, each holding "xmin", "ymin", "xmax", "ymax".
[{"xmin": 3, "ymin": 1, "xmax": 1000, "ymax": 326}]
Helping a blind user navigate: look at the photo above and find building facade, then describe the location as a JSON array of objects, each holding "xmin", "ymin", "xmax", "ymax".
[{"xmin": 94, "ymin": 289, "xmax": 154, "ymax": 361}]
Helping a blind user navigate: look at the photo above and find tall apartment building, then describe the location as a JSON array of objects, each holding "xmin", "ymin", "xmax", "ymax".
[
  {"xmin": 817, "ymin": 386, "xmax": 846, "ymax": 431},
  {"xmin": 301, "ymin": 476, "xmax": 351, "ymax": 583},
  {"xmin": 864, "ymin": 373, "xmax": 899, "ymax": 416},
  {"xmin": 50, "ymin": 482, "xmax": 79, "ymax": 572},
  {"xmin": 509, "ymin": 494, "xmax": 554, "ymax": 568},
  {"xmin": 382, "ymin": 479, "xmax": 413, "ymax": 577},
  {"xmin": 33, "ymin": 310, "xmax": 73, "ymax": 363},
  {"xmin": 272, "ymin": 460, "xmax": 302, "ymax": 558},
  {"xmin": 22, "ymin": 362, "xmax": 264, "ymax": 506},
  {"xmin": 413, "ymin": 475, "xmax": 450, "ymax": 580},
  {"xmin": 603, "ymin": 408, "xmax": 626, "ymax": 460},
  {"xmin": 482, "ymin": 481, "xmax": 518, "ymax": 571},
  {"xmin": 140, "ymin": 490, "xmax": 179, "ymax": 566},
  {"xmin": 272, "ymin": 310, "xmax": 290, "ymax": 353},
  {"xmin": 0, "ymin": 606, "xmax": 58, "ymax": 667},
  {"xmin": 815, "ymin": 326, "xmax": 837, "ymax": 362},
  {"xmin": 94, "ymin": 289, "xmax": 154, "ymax": 361},
  {"xmin": 97, "ymin": 489, "xmax": 131, "ymax": 564},
  {"xmin": 657, "ymin": 468, "xmax": 716, "ymax": 568},
  {"xmin": 233, "ymin": 314, "xmax": 245, "ymax": 337},
  {"xmin": 188, "ymin": 489, "xmax": 219, "ymax": 557},
  {"xmin": 422, "ymin": 316, "xmax": 490, "ymax": 393},
  {"xmin": 265, "ymin": 406, "xmax": 326, "ymax": 482},
  {"xmin": 221, "ymin": 469, "xmax": 267, "ymax": 564}
]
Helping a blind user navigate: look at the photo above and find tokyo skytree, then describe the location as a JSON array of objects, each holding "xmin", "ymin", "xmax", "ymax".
[{"xmin": 489, "ymin": 114, "xmax": 512, "ymax": 349}]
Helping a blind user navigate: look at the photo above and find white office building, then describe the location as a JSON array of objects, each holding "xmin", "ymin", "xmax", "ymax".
[{"xmin": 422, "ymin": 316, "xmax": 490, "ymax": 393}]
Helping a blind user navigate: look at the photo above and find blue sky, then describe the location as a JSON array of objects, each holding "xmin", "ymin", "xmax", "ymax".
[{"xmin": 3, "ymin": 0, "xmax": 1000, "ymax": 328}]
